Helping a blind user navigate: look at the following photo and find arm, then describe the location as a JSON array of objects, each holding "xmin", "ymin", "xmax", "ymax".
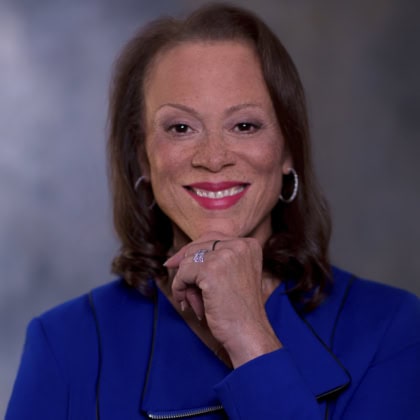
[
  {"xmin": 167, "ymin": 233, "xmax": 324, "ymax": 419},
  {"xmin": 6, "ymin": 318, "xmax": 68, "ymax": 420},
  {"xmin": 215, "ymin": 349, "xmax": 323, "ymax": 419},
  {"xmin": 166, "ymin": 235, "xmax": 420, "ymax": 418},
  {"xmin": 216, "ymin": 292, "xmax": 420, "ymax": 420},
  {"xmin": 166, "ymin": 233, "xmax": 282, "ymax": 368},
  {"xmin": 215, "ymin": 341, "xmax": 420, "ymax": 420}
]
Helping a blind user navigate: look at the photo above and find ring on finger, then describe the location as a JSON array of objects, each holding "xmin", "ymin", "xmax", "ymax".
[{"xmin": 192, "ymin": 249, "xmax": 209, "ymax": 263}]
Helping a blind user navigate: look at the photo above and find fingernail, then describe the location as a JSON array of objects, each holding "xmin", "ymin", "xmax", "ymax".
[
  {"xmin": 163, "ymin": 255, "xmax": 174, "ymax": 267},
  {"xmin": 180, "ymin": 301, "xmax": 186, "ymax": 312}
]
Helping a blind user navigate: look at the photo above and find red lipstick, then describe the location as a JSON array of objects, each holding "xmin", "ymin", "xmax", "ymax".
[{"xmin": 185, "ymin": 182, "xmax": 249, "ymax": 210}]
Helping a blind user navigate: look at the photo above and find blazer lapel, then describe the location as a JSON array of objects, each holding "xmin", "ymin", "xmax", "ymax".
[
  {"xmin": 265, "ymin": 284, "xmax": 351, "ymax": 400},
  {"xmin": 141, "ymin": 282, "xmax": 350, "ymax": 418},
  {"xmin": 141, "ymin": 289, "xmax": 230, "ymax": 418}
]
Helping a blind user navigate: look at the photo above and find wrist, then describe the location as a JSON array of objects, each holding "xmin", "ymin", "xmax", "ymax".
[{"xmin": 224, "ymin": 321, "xmax": 282, "ymax": 368}]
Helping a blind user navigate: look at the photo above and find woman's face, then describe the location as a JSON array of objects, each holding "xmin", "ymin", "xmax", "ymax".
[{"xmin": 143, "ymin": 41, "xmax": 292, "ymax": 248}]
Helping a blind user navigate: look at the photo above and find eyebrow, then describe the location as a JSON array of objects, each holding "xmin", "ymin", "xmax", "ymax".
[
  {"xmin": 225, "ymin": 103, "xmax": 263, "ymax": 116},
  {"xmin": 156, "ymin": 102, "xmax": 263, "ymax": 118},
  {"xmin": 156, "ymin": 103, "xmax": 201, "ymax": 118}
]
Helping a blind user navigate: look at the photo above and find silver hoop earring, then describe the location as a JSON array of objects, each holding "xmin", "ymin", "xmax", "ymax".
[
  {"xmin": 134, "ymin": 176, "xmax": 156, "ymax": 209},
  {"xmin": 279, "ymin": 168, "xmax": 298, "ymax": 203}
]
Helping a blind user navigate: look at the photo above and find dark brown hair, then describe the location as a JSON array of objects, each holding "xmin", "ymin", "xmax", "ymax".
[{"xmin": 108, "ymin": 3, "xmax": 332, "ymax": 309}]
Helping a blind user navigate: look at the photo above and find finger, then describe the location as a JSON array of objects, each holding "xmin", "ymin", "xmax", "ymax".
[
  {"xmin": 164, "ymin": 243, "xmax": 210, "ymax": 268},
  {"xmin": 185, "ymin": 287, "xmax": 205, "ymax": 321},
  {"xmin": 171, "ymin": 263, "xmax": 200, "ymax": 302},
  {"xmin": 163, "ymin": 232, "xmax": 228, "ymax": 268},
  {"xmin": 163, "ymin": 247, "xmax": 187, "ymax": 268}
]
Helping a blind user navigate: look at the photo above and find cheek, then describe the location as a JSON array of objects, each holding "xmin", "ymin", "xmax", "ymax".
[
  {"xmin": 146, "ymin": 138, "xmax": 167, "ymax": 176},
  {"xmin": 251, "ymin": 142, "xmax": 284, "ymax": 174},
  {"xmin": 147, "ymin": 141, "xmax": 185, "ymax": 185}
]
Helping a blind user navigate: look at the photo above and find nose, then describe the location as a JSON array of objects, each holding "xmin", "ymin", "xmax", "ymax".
[{"xmin": 191, "ymin": 131, "xmax": 235, "ymax": 172}]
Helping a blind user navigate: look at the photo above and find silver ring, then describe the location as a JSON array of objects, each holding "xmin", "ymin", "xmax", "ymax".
[{"xmin": 192, "ymin": 249, "xmax": 209, "ymax": 263}]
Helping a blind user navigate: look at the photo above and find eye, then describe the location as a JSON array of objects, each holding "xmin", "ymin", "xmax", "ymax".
[
  {"xmin": 167, "ymin": 123, "xmax": 192, "ymax": 134},
  {"xmin": 233, "ymin": 122, "xmax": 261, "ymax": 133}
]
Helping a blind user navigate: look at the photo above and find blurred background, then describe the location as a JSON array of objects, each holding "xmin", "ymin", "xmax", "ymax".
[{"xmin": 1, "ymin": 0, "xmax": 419, "ymax": 415}]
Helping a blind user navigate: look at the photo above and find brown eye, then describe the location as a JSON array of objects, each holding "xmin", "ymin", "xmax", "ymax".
[
  {"xmin": 167, "ymin": 123, "xmax": 192, "ymax": 134},
  {"xmin": 234, "ymin": 122, "xmax": 261, "ymax": 133}
]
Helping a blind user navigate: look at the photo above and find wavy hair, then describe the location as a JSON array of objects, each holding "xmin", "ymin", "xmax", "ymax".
[{"xmin": 108, "ymin": 3, "xmax": 332, "ymax": 309}]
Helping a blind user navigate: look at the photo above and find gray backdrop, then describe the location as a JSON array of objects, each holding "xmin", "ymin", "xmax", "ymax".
[{"xmin": 1, "ymin": 0, "xmax": 419, "ymax": 415}]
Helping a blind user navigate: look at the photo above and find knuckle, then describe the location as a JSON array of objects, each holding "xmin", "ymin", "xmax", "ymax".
[
  {"xmin": 218, "ymin": 246, "xmax": 236, "ymax": 260},
  {"xmin": 234, "ymin": 240, "xmax": 248, "ymax": 252},
  {"xmin": 179, "ymin": 256, "xmax": 193, "ymax": 268}
]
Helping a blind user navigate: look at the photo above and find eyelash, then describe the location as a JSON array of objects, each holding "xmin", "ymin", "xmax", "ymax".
[
  {"xmin": 165, "ymin": 123, "xmax": 193, "ymax": 135},
  {"xmin": 164, "ymin": 121, "xmax": 263, "ymax": 136},
  {"xmin": 233, "ymin": 122, "xmax": 262, "ymax": 133}
]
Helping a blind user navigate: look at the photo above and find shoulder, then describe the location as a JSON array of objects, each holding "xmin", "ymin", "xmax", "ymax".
[
  {"xmin": 330, "ymin": 267, "xmax": 420, "ymax": 360},
  {"xmin": 32, "ymin": 279, "xmax": 154, "ymax": 372},
  {"xmin": 37, "ymin": 279, "xmax": 144, "ymax": 326},
  {"xmin": 331, "ymin": 266, "xmax": 419, "ymax": 321},
  {"xmin": 9, "ymin": 280, "xmax": 155, "ymax": 417},
  {"xmin": 38, "ymin": 278, "xmax": 152, "ymax": 326}
]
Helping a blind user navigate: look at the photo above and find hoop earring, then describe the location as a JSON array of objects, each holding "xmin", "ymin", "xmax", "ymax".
[
  {"xmin": 134, "ymin": 176, "xmax": 156, "ymax": 209},
  {"xmin": 279, "ymin": 168, "xmax": 298, "ymax": 203}
]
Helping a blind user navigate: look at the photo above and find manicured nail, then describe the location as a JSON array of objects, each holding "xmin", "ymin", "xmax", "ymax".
[{"xmin": 163, "ymin": 254, "xmax": 175, "ymax": 266}]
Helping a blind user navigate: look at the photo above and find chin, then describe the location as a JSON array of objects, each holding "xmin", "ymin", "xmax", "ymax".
[
  {"xmin": 187, "ymin": 221, "xmax": 248, "ymax": 241},
  {"xmin": 174, "ymin": 215, "xmax": 272, "ymax": 244}
]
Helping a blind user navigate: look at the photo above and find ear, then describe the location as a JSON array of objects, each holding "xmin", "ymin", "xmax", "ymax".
[{"xmin": 281, "ymin": 149, "xmax": 294, "ymax": 175}]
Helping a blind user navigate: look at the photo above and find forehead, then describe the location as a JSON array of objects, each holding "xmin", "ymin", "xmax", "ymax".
[
  {"xmin": 143, "ymin": 40, "xmax": 270, "ymax": 110},
  {"xmin": 146, "ymin": 39, "xmax": 259, "ymax": 76}
]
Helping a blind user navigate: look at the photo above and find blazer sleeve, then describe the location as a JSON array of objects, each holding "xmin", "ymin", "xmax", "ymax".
[
  {"xmin": 6, "ymin": 317, "xmax": 69, "ymax": 420},
  {"xmin": 214, "ymin": 292, "xmax": 420, "ymax": 420},
  {"xmin": 214, "ymin": 349, "xmax": 323, "ymax": 419}
]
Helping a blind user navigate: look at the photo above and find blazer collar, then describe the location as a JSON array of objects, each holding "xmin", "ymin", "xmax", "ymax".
[{"xmin": 141, "ymin": 283, "xmax": 350, "ymax": 416}]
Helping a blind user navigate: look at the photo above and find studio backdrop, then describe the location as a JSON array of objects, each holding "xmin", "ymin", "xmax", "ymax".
[{"xmin": 1, "ymin": 0, "xmax": 419, "ymax": 416}]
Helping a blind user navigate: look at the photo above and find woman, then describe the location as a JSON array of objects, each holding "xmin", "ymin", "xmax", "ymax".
[{"xmin": 7, "ymin": 4, "xmax": 420, "ymax": 419}]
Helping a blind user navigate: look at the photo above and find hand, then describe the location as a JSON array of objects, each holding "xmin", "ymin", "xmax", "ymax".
[{"xmin": 164, "ymin": 232, "xmax": 282, "ymax": 367}]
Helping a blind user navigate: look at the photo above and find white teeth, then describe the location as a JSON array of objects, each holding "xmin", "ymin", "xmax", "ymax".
[{"xmin": 192, "ymin": 185, "xmax": 245, "ymax": 199}]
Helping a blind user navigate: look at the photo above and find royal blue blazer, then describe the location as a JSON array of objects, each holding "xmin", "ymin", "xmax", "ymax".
[{"xmin": 6, "ymin": 267, "xmax": 420, "ymax": 419}]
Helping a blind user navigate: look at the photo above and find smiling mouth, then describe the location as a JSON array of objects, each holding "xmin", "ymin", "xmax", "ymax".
[{"xmin": 190, "ymin": 185, "xmax": 246, "ymax": 199}]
